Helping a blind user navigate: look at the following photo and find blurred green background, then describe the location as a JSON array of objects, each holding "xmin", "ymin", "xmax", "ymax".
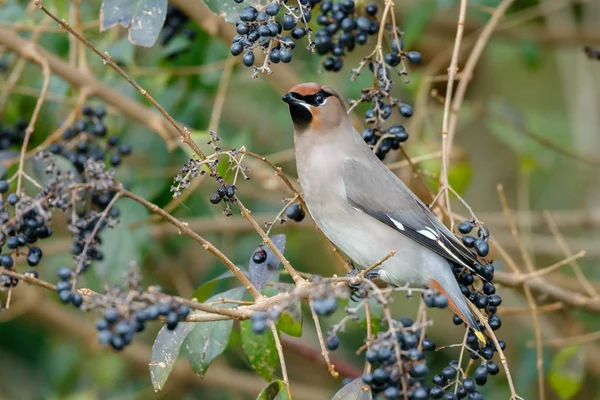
[{"xmin": 1, "ymin": 0, "xmax": 600, "ymax": 399}]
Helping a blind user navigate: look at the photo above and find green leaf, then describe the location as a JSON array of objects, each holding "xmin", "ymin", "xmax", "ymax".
[
  {"xmin": 448, "ymin": 162, "xmax": 473, "ymax": 196},
  {"xmin": 184, "ymin": 287, "xmax": 245, "ymax": 376},
  {"xmin": 258, "ymin": 286, "xmax": 300, "ymax": 337},
  {"xmin": 276, "ymin": 301, "xmax": 302, "ymax": 337},
  {"xmin": 100, "ymin": 0, "xmax": 167, "ymax": 47},
  {"xmin": 354, "ymin": 297, "xmax": 382, "ymax": 336},
  {"xmin": 332, "ymin": 378, "xmax": 372, "ymax": 400},
  {"xmin": 191, "ymin": 270, "xmax": 237, "ymax": 303},
  {"xmin": 98, "ymin": 198, "xmax": 150, "ymax": 284},
  {"xmin": 549, "ymin": 345, "xmax": 584, "ymax": 399},
  {"xmin": 401, "ymin": 0, "xmax": 438, "ymax": 49},
  {"xmin": 256, "ymin": 380, "xmax": 290, "ymax": 400},
  {"xmin": 105, "ymin": 36, "xmax": 136, "ymax": 66},
  {"xmin": 241, "ymin": 319, "xmax": 280, "ymax": 381},
  {"xmin": 149, "ymin": 287, "xmax": 244, "ymax": 391},
  {"xmin": 150, "ymin": 322, "xmax": 196, "ymax": 392}
]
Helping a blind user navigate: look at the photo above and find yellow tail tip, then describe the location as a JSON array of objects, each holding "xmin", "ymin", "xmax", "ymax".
[{"xmin": 474, "ymin": 330, "xmax": 486, "ymax": 345}]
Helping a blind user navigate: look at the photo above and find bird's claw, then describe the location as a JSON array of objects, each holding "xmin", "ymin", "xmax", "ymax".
[{"xmin": 346, "ymin": 266, "xmax": 380, "ymax": 301}]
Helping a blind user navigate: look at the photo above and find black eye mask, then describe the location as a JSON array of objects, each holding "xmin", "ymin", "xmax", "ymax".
[{"xmin": 289, "ymin": 90, "xmax": 332, "ymax": 107}]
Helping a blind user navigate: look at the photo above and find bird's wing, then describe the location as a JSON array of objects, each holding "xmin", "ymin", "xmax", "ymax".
[{"xmin": 341, "ymin": 158, "xmax": 478, "ymax": 271}]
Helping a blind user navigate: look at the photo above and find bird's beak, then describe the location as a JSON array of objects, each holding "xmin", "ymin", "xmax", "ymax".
[{"xmin": 282, "ymin": 92, "xmax": 304, "ymax": 105}]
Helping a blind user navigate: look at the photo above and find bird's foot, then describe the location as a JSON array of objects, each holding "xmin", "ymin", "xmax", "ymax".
[
  {"xmin": 365, "ymin": 268, "xmax": 380, "ymax": 280},
  {"xmin": 346, "ymin": 266, "xmax": 380, "ymax": 301}
]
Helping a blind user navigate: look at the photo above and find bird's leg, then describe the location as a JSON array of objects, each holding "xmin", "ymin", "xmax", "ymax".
[{"xmin": 344, "ymin": 260, "xmax": 365, "ymax": 301}]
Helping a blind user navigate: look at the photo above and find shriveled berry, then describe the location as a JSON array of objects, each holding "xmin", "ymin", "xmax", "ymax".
[{"xmin": 209, "ymin": 193, "xmax": 222, "ymax": 204}]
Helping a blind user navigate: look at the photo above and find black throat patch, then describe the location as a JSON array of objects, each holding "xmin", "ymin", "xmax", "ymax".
[{"xmin": 288, "ymin": 103, "xmax": 313, "ymax": 128}]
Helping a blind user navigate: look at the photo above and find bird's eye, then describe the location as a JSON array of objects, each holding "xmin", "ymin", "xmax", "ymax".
[{"xmin": 314, "ymin": 93, "xmax": 325, "ymax": 105}]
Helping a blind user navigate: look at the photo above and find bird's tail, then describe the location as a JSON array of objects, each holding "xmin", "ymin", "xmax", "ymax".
[{"xmin": 429, "ymin": 274, "xmax": 486, "ymax": 345}]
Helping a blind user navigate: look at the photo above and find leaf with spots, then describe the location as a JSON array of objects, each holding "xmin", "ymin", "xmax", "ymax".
[
  {"xmin": 256, "ymin": 380, "xmax": 290, "ymax": 400},
  {"xmin": 332, "ymin": 378, "xmax": 372, "ymax": 400},
  {"xmin": 241, "ymin": 319, "xmax": 280, "ymax": 382},
  {"xmin": 149, "ymin": 322, "xmax": 195, "ymax": 392},
  {"xmin": 183, "ymin": 287, "xmax": 245, "ymax": 376},
  {"xmin": 100, "ymin": 0, "xmax": 167, "ymax": 47},
  {"xmin": 149, "ymin": 287, "xmax": 244, "ymax": 391}
]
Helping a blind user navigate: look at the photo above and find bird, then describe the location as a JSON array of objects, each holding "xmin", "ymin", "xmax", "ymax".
[{"xmin": 281, "ymin": 82, "xmax": 486, "ymax": 343}]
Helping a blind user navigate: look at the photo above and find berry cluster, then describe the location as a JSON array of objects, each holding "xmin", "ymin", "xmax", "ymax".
[
  {"xmin": 450, "ymin": 222, "xmax": 505, "ymax": 358},
  {"xmin": 42, "ymin": 153, "xmax": 121, "ymax": 285},
  {"xmin": 249, "ymin": 289, "xmax": 338, "ymax": 335},
  {"xmin": 160, "ymin": 6, "xmax": 196, "ymax": 58},
  {"xmin": 56, "ymin": 266, "xmax": 83, "ymax": 306},
  {"xmin": 230, "ymin": 0, "xmax": 317, "ymax": 72},
  {"xmin": 314, "ymin": 0, "xmax": 380, "ymax": 72},
  {"xmin": 89, "ymin": 270, "xmax": 192, "ymax": 351},
  {"xmin": 97, "ymin": 301, "xmax": 191, "ymax": 351},
  {"xmin": 0, "ymin": 187, "xmax": 53, "ymax": 284},
  {"xmin": 361, "ymin": 97, "xmax": 413, "ymax": 160},
  {"xmin": 209, "ymin": 183, "xmax": 238, "ymax": 205},
  {"xmin": 458, "ymin": 221, "xmax": 490, "ymax": 258},
  {"xmin": 0, "ymin": 118, "xmax": 26, "ymax": 150},
  {"xmin": 49, "ymin": 104, "xmax": 132, "ymax": 174},
  {"xmin": 361, "ymin": 318, "xmax": 434, "ymax": 399},
  {"xmin": 171, "ymin": 133, "xmax": 249, "ymax": 217}
]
